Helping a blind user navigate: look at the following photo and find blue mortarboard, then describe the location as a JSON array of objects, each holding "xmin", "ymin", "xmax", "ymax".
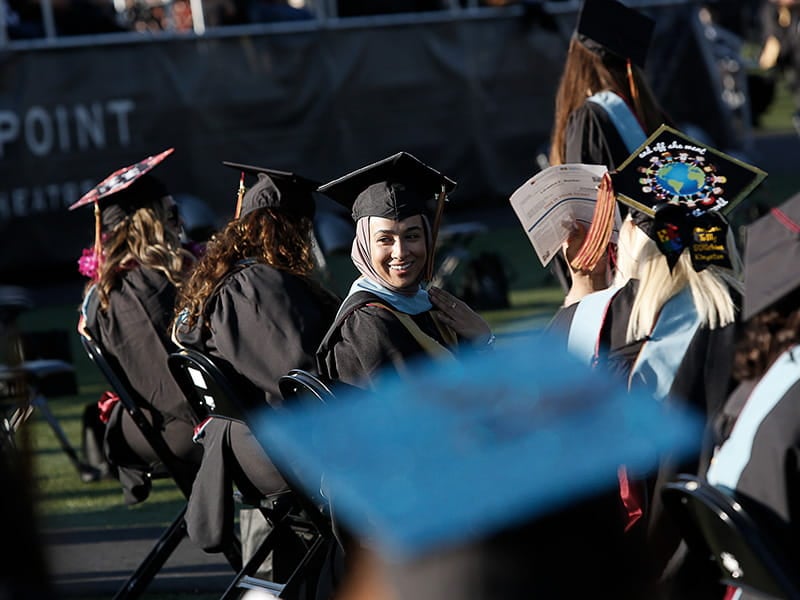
[{"xmin": 253, "ymin": 331, "xmax": 703, "ymax": 561}]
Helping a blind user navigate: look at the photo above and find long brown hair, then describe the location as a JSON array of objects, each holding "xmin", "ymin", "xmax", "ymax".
[
  {"xmin": 549, "ymin": 39, "xmax": 667, "ymax": 166},
  {"xmin": 88, "ymin": 199, "xmax": 191, "ymax": 311},
  {"xmin": 176, "ymin": 207, "xmax": 315, "ymax": 331},
  {"xmin": 733, "ymin": 291, "xmax": 800, "ymax": 382}
]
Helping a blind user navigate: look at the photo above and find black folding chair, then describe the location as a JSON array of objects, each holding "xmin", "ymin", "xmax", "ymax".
[
  {"xmin": 80, "ymin": 334, "xmax": 242, "ymax": 599},
  {"xmin": 168, "ymin": 349, "xmax": 333, "ymax": 599},
  {"xmin": 278, "ymin": 369, "xmax": 337, "ymax": 406},
  {"xmin": 661, "ymin": 474, "xmax": 800, "ymax": 600}
]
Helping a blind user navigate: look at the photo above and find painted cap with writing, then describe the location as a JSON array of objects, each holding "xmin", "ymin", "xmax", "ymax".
[
  {"xmin": 68, "ymin": 148, "xmax": 174, "ymax": 232},
  {"xmin": 317, "ymin": 152, "xmax": 456, "ymax": 222},
  {"xmin": 610, "ymin": 125, "xmax": 766, "ymax": 271}
]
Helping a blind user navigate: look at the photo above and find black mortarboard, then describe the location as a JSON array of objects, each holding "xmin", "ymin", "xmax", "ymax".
[
  {"xmin": 222, "ymin": 162, "xmax": 318, "ymax": 219},
  {"xmin": 574, "ymin": 0, "xmax": 655, "ymax": 69},
  {"xmin": 317, "ymin": 152, "xmax": 456, "ymax": 222},
  {"xmin": 254, "ymin": 332, "xmax": 702, "ymax": 561},
  {"xmin": 741, "ymin": 192, "xmax": 800, "ymax": 320},
  {"xmin": 610, "ymin": 125, "xmax": 766, "ymax": 271},
  {"xmin": 611, "ymin": 125, "xmax": 767, "ymax": 218}
]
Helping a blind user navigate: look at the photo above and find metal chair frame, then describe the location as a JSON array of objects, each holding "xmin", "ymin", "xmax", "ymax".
[
  {"xmin": 168, "ymin": 349, "xmax": 333, "ymax": 599},
  {"xmin": 80, "ymin": 334, "xmax": 242, "ymax": 599}
]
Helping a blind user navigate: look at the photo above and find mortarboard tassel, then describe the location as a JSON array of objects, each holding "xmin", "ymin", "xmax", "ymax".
[
  {"xmin": 571, "ymin": 172, "xmax": 616, "ymax": 273},
  {"xmin": 425, "ymin": 183, "xmax": 448, "ymax": 282},
  {"xmin": 234, "ymin": 171, "xmax": 246, "ymax": 219}
]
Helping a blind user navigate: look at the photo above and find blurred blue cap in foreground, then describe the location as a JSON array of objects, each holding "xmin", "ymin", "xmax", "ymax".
[{"xmin": 254, "ymin": 331, "xmax": 703, "ymax": 561}]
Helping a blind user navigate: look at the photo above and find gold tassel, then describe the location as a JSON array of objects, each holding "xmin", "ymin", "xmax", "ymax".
[
  {"xmin": 425, "ymin": 184, "xmax": 448, "ymax": 282},
  {"xmin": 234, "ymin": 171, "xmax": 246, "ymax": 219},
  {"xmin": 571, "ymin": 172, "xmax": 615, "ymax": 272},
  {"xmin": 626, "ymin": 58, "xmax": 640, "ymax": 117},
  {"xmin": 93, "ymin": 202, "xmax": 103, "ymax": 262}
]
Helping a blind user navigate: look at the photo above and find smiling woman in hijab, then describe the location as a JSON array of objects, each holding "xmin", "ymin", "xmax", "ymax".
[{"xmin": 315, "ymin": 152, "xmax": 494, "ymax": 390}]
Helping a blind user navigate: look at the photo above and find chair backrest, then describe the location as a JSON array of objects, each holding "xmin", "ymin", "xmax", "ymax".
[
  {"xmin": 661, "ymin": 475, "xmax": 800, "ymax": 600},
  {"xmin": 278, "ymin": 369, "xmax": 337, "ymax": 406},
  {"xmin": 167, "ymin": 348, "xmax": 248, "ymax": 422},
  {"xmin": 80, "ymin": 334, "xmax": 194, "ymax": 497}
]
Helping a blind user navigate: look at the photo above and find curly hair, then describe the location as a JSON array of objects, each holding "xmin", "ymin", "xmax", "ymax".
[
  {"xmin": 549, "ymin": 38, "xmax": 667, "ymax": 166},
  {"xmin": 87, "ymin": 200, "xmax": 192, "ymax": 312},
  {"xmin": 733, "ymin": 290, "xmax": 800, "ymax": 382},
  {"xmin": 176, "ymin": 207, "xmax": 315, "ymax": 331}
]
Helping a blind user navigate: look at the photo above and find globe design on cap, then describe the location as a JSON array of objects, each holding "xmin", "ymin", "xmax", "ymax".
[
  {"xmin": 654, "ymin": 163, "xmax": 705, "ymax": 196},
  {"xmin": 637, "ymin": 149, "xmax": 728, "ymax": 212}
]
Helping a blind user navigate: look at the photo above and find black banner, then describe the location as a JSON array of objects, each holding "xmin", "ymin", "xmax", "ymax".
[{"xmin": 0, "ymin": 14, "xmax": 571, "ymax": 280}]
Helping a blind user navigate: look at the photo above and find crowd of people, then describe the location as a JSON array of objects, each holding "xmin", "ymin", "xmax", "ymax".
[
  {"xmin": 2, "ymin": 0, "xmax": 520, "ymax": 38},
  {"xmin": 3, "ymin": 0, "xmax": 797, "ymax": 597}
]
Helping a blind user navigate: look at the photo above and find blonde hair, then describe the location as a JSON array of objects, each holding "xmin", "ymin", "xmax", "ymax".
[
  {"xmin": 613, "ymin": 216, "xmax": 741, "ymax": 343},
  {"xmin": 88, "ymin": 199, "xmax": 192, "ymax": 311}
]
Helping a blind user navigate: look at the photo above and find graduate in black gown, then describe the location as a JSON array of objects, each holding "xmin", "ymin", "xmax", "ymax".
[
  {"xmin": 707, "ymin": 191, "xmax": 800, "ymax": 599},
  {"xmin": 73, "ymin": 150, "xmax": 203, "ymax": 504},
  {"xmin": 172, "ymin": 165, "xmax": 341, "ymax": 584},
  {"xmin": 549, "ymin": 0, "xmax": 668, "ymax": 171},
  {"xmin": 314, "ymin": 152, "xmax": 494, "ymax": 390},
  {"xmin": 545, "ymin": 134, "xmax": 766, "ymax": 597},
  {"xmin": 547, "ymin": 0, "xmax": 671, "ymax": 296},
  {"xmin": 174, "ymin": 167, "xmax": 340, "ymax": 413}
]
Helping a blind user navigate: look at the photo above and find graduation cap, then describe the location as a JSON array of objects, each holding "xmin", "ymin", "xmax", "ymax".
[
  {"xmin": 68, "ymin": 149, "xmax": 175, "ymax": 279},
  {"xmin": 574, "ymin": 0, "xmax": 655, "ymax": 69},
  {"xmin": 609, "ymin": 125, "xmax": 767, "ymax": 271},
  {"xmin": 317, "ymin": 152, "xmax": 456, "ymax": 223},
  {"xmin": 222, "ymin": 161, "xmax": 319, "ymax": 220},
  {"xmin": 741, "ymin": 192, "xmax": 800, "ymax": 320},
  {"xmin": 69, "ymin": 148, "xmax": 174, "ymax": 218},
  {"xmin": 253, "ymin": 331, "xmax": 703, "ymax": 561}
]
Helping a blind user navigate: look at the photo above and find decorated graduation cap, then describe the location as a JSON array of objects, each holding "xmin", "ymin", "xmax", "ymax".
[
  {"xmin": 253, "ymin": 332, "xmax": 703, "ymax": 562},
  {"xmin": 222, "ymin": 161, "xmax": 319, "ymax": 220},
  {"xmin": 574, "ymin": 0, "xmax": 655, "ymax": 69},
  {"xmin": 69, "ymin": 148, "xmax": 175, "ymax": 280},
  {"xmin": 607, "ymin": 125, "xmax": 767, "ymax": 271},
  {"xmin": 741, "ymin": 192, "xmax": 800, "ymax": 320},
  {"xmin": 317, "ymin": 152, "xmax": 456, "ymax": 223}
]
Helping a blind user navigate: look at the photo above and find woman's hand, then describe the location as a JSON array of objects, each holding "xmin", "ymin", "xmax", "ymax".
[{"xmin": 428, "ymin": 286, "xmax": 493, "ymax": 345}]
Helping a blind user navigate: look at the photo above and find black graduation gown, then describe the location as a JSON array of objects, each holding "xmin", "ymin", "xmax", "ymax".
[
  {"xmin": 175, "ymin": 261, "xmax": 341, "ymax": 415},
  {"xmin": 175, "ymin": 261, "xmax": 340, "ymax": 575},
  {"xmin": 315, "ymin": 290, "xmax": 456, "ymax": 390},
  {"xmin": 550, "ymin": 280, "xmax": 738, "ymax": 595},
  {"xmin": 564, "ymin": 99, "xmax": 632, "ymax": 171},
  {"xmin": 715, "ymin": 377, "xmax": 800, "ymax": 537},
  {"xmin": 83, "ymin": 266, "xmax": 202, "ymax": 503}
]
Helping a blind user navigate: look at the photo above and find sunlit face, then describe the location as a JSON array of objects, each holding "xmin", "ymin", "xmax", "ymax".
[{"xmin": 369, "ymin": 215, "xmax": 427, "ymax": 289}]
